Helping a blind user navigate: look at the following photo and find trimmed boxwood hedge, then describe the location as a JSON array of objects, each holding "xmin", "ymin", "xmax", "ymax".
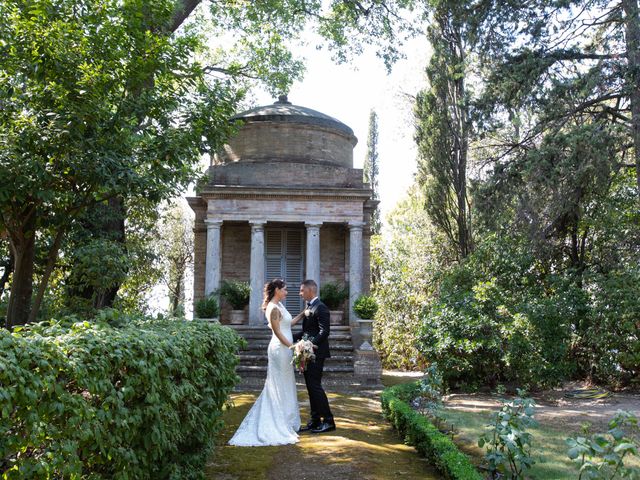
[
  {"xmin": 381, "ymin": 382, "xmax": 482, "ymax": 480},
  {"xmin": 0, "ymin": 315, "xmax": 244, "ymax": 479}
]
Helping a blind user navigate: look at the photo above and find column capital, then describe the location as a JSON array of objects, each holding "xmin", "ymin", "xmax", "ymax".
[
  {"xmin": 348, "ymin": 221, "xmax": 366, "ymax": 230},
  {"xmin": 250, "ymin": 220, "xmax": 266, "ymax": 231},
  {"xmin": 205, "ymin": 218, "xmax": 223, "ymax": 228},
  {"xmin": 305, "ymin": 222, "xmax": 322, "ymax": 229}
]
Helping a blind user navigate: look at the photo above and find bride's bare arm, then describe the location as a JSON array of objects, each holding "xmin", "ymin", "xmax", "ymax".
[
  {"xmin": 269, "ymin": 308, "xmax": 293, "ymax": 348},
  {"xmin": 291, "ymin": 312, "xmax": 304, "ymax": 326}
]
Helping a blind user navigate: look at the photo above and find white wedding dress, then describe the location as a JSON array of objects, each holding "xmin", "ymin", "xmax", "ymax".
[{"xmin": 228, "ymin": 301, "xmax": 301, "ymax": 446}]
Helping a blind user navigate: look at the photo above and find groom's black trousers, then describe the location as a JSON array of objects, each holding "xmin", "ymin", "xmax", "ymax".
[{"xmin": 303, "ymin": 357, "xmax": 333, "ymax": 423}]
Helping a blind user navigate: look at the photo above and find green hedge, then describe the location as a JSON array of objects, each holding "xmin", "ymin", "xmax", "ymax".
[
  {"xmin": 0, "ymin": 316, "xmax": 244, "ymax": 479},
  {"xmin": 381, "ymin": 382, "xmax": 482, "ymax": 480}
]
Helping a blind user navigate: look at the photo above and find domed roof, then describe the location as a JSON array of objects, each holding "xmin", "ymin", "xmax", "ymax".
[{"xmin": 231, "ymin": 95, "xmax": 355, "ymax": 139}]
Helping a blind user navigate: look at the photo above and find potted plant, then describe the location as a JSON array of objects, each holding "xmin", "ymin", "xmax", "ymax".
[
  {"xmin": 319, "ymin": 281, "xmax": 349, "ymax": 325},
  {"xmin": 219, "ymin": 280, "xmax": 251, "ymax": 324},
  {"xmin": 194, "ymin": 294, "xmax": 220, "ymax": 322},
  {"xmin": 354, "ymin": 294, "xmax": 378, "ymax": 348}
]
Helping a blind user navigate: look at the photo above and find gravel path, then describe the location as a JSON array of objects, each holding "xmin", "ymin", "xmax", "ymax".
[{"xmin": 206, "ymin": 389, "xmax": 439, "ymax": 480}]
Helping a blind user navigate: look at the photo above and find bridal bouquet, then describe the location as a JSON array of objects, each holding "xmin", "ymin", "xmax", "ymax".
[{"xmin": 290, "ymin": 334, "xmax": 316, "ymax": 373}]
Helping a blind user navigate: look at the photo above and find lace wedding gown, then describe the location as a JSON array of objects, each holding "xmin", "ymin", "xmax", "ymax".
[{"xmin": 228, "ymin": 302, "xmax": 301, "ymax": 446}]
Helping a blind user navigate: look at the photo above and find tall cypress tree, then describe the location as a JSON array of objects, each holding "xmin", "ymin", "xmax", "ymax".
[
  {"xmin": 364, "ymin": 110, "xmax": 381, "ymax": 235},
  {"xmin": 415, "ymin": 3, "xmax": 473, "ymax": 260}
]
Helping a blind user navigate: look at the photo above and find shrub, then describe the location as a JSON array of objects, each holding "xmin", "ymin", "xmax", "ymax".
[
  {"xmin": 566, "ymin": 410, "xmax": 639, "ymax": 479},
  {"xmin": 478, "ymin": 390, "xmax": 537, "ymax": 479},
  {"xmin": 577, "ymin": 269, "xmax": 640, "ymax": 387},
  {"xmin": 195, "ymin": 294, "xmax": 220, "ymax": 319},
  {"xmin": 353, "ymin": 294, "xmax": 378, "ymax": 319},
  {"xmin": 319, "ymin": 281, "xmax": 348, "ymax": 310},
  {"xmin": 419, "ymin": 236, "xmax": 577, "ymax": 390},
  {"xmin": 381, "ymin": 382, "xmax": 482, "ymax": 480},
  {"xmin": 0, "ymin": 315, "xmax": 244, "ymax": 479},
  {"xmin": 218, "ymin": 280, "xmax": 250, "ymax": 310},
  {"xmin": 412, "ymin": 364, "xmax": 445, "ymax": 424}
]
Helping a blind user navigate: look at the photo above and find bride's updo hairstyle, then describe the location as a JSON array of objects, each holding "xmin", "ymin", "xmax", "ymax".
[{"xmin": 262, "ymin": 278, "xmax": 286, "ymax": 310}]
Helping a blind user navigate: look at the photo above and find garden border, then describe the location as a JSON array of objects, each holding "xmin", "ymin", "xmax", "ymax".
[{"xmin": 380, "ymin": 382, "xmax": 483, "ymax": 480}]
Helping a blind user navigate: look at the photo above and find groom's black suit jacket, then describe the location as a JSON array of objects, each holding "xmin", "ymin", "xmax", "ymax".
[{"xmin": 293, "ymin": 299, "xmax": 331, "ymax": 359}]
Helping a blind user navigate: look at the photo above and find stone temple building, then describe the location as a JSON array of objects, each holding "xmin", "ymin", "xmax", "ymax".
[{"xmin": 188, "ymin": 95, "xmax": 376, "ymax": 326}]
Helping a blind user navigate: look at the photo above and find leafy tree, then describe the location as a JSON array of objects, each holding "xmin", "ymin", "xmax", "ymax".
[
  {"xmin": 415, "ymin": 1, "xmax": 473, "ymax": 260},
  {"xmin": 155, "ymin": 202, "xmax": 193, "ymax": 315},
  {"xmin": 0, "ymin": 0, "xmax": 241, "ymax": 327},
  {"xmin": 364, "ymin": 109, "xmax": 381, "ymax": 235},
  {"xmin": 472, "ymin": 0, "xmax": 639, "ymax": 237}
]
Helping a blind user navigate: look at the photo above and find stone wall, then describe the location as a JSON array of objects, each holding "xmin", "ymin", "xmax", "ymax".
[
  {"xmin": 320, "ymin": 224, "xmax": 346, "ymax": 285},
  {"xmin": 208, "ymin": 162, "xmax": 364, "ymax": 189},
  {"xmin": 218, "ymin": 122, "xmax": 355, "ymax": 168}
]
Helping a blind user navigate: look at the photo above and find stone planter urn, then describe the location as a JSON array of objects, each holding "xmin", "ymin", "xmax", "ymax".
[
  {"xmin": 229, "ymin": 309, "xmax": 246, "ymax": 325},
  {"xmin": 356, "ymin": 319, "xmax": 374, "ymax": 350},
  {"xmin": 329, "ymin": 310, "xmax": 344, "ymax": 326}
]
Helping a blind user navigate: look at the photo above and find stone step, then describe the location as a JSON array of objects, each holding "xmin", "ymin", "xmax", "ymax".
[
  {"xmin": 241, "ymin": 342, "xmax": 354, "ymax": 352},
  {"xmin": 225, "ymin": 322, "xmax": 351, "ymax": 330},
  {"xmin": 237, "ymin": 364, "xmax": 354, "ymax": 375},
  {"xmin": 238, "ymin": 333, "xmax": 353, "ymax": 342},
  {"xmin": 225, "ymin": 324, "xmax": 351, "ymax": 335},
  {"xmin": 237, "ymin": 354, "xmax": 353, "ymax": 365}
]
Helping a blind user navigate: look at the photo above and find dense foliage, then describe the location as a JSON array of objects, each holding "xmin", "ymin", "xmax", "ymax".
[
  {"xmin": 0, "ymin": 313, "xmax": 243, "ymax": 478},
  {"xmin": 420, "ymin": 236, "xmax": 579, "ymax": 390},
  {"xmin": 373, "ymin": 188, "xmax": 440, "ymax": 370},
  {"xmin": 380, "ymin": 0, "xmax": 640, "ymax": 390},
  {"xmin": 381, "ymin": 382, "xmax": 483, "ymax": 480}
]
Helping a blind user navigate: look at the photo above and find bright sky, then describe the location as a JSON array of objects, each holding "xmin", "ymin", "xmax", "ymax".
[{"xmin": 247, "ymin": 34, "xmax": 431, "ymax": 223}]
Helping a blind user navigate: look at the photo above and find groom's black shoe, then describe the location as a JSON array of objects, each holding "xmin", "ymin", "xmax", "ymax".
[
  {"xmin": 311, "ymin": 421, "xmax": 336, "ymax": 434},
  {"xmin": 298, "ymin": 421, "xmax": 320, "ymax": 433}
]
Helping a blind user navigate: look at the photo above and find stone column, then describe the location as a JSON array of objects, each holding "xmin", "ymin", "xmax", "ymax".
[
  {"xmin": 249, "ymin": 220, "xmax": 266, "ymax": 326},
  {"xmin": 204, "ymin": 219, "xmax": 223, "ymax": 297},
  {"xmin": 348, "ymin": 221, "xmax": 364, "ymax": 325},
  {"xmin": 305, "ymin": 223, "xmax": 322, "ymax": 288}
]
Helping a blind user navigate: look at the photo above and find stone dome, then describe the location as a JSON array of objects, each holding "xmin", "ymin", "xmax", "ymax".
[{"xmin": 215, "ymin": 95, "xmax": 358, "ymax": 169}]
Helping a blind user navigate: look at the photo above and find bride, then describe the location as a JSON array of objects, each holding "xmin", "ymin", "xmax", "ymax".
[{"xmin": 228, "ymin": 278, "xmax": 303, "ymax": 446}]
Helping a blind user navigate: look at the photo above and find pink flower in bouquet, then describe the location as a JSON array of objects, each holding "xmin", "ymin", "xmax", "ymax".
[{"xmin": 290, "ymin": 334, "xmax": 316, "ymax": 373}]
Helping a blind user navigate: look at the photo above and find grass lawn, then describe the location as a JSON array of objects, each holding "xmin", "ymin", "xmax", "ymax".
[{"xmin": 440, "ymin": 408, "xmax": 640, "ymax": 480}]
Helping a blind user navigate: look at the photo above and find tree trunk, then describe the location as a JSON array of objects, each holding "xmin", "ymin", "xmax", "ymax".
[
  {"xmin": 94, "ymin": 197, "xmax": 126, "ymax": 309},
  {"xmin": 623, "ymin": 0, "xmax": 640, "ymax": 197},
  {"xmin": 451, "ymin": 21, "xmax": 472, "ymax": 259},
  {"xmin": 171, "ymin": 278, "xmax": 181, "ymax": 314},
  {"xmin": 0, "ymin": 250, "xmax": 14, "ymax": 300},
  {"xmin": 28, "ymin": 228, "xmax": 65, "ymax": 324},
  {"xmin": 5, "ymin": 214, "xmax": 36, "ymax": 329}
]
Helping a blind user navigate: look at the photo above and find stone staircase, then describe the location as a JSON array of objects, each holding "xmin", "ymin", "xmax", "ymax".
[{"xmin": 229, "ymin": 324, "xmax": 359, "ymax": 390}]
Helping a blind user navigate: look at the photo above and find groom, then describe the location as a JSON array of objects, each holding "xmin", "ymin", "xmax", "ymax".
[{"xmin": 294, "ymin": 279, "xmax": 336, "ymax": 434}]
